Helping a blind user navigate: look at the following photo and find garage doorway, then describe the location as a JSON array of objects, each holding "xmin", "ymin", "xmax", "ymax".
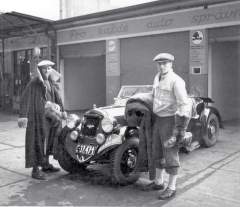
[
  {"xmin": 211, "ymin": 41, "xmax": 240, "ymax": 122},
  {"xmin": 64, "ymin": 56, "xmax": 106, "ymax": 110}
]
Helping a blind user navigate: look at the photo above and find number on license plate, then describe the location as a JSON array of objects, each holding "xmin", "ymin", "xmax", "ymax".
[{"xmin": 76, "ymin": 145, "xmax": 96, "ymax": 155}]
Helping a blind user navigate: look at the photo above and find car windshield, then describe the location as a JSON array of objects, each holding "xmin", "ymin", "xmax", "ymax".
[
  {"xmin": 113, "ymin": 85, "xmax": 153, "ymax": 106},
  {"xmin": 118, "ymin": 85, "xmax": 153, "ymax": 99}
]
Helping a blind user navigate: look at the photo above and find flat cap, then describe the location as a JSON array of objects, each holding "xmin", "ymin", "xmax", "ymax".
[
  {"xmin": 37, "ymin": 60, "xmax": 55, "ymax": 67},
  {"xmin": 153, "ymin": 53, "xmax": 174, "ymax": 62}
]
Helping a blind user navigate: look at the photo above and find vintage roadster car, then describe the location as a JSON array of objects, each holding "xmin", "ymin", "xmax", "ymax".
[{"xmin": 58, "ymin": 85, "xmax": 223, "ymax": 185}]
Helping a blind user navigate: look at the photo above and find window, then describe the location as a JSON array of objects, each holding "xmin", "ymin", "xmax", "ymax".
[{"xmin": 13, "ymin": 47, "xmax": 48, "ymax": 95}]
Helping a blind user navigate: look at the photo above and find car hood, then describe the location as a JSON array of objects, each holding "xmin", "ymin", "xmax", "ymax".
[{"xmin": 85, "ymin": 104, "xmax": 125, "ymax": 118}]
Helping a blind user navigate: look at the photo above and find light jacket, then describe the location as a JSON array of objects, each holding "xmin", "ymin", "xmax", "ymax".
[{"xmin": 152, "ymin": 68, "xmax": 191, "ymax": 117}]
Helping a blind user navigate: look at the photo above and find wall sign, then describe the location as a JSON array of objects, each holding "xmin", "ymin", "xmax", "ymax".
[
  {"xmin": 108, "ymin": 40, "xmax": 116, "ymax": 52},
  {"xmin": 192, "ymin": 67, "xmax": 201, "ymax": 75},
  {"xmin": 192, "ymin": 31, "xmax": 203, "ymax": 45},
  {"xmin": 4, "ymin": 2, "xmax": 240, "ymax": 51},
  {"xmin": 191, "ymin": 84, "xmax": 204, "ymax": 97},
  {"xmin": 54, "ymin": 2, "xmax": 240, "ymax": 46},
  {"xmin": 106, "ymin": 40, "xmax": 120, "ymax": 76},
  {"xmin": 190, "ymin": 29, "xmax": 208, "ymax": 74}
]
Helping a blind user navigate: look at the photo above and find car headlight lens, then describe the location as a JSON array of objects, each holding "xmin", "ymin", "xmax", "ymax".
[
  {"xmin": 70, "ymin": 130, "xmax": 78, "ymax": 141},
  {"xmin": 101, "ymin": 116, "xmax": 117, "ymax": 133},
  {"xmin": 96, "ymin": 133, "xmax": 105, "ymax": 144},
  {"xmin": 66, "ymin": 114, "xmax": 81, "ymax": 129}
]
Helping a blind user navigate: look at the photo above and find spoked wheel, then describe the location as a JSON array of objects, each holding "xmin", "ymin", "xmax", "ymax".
[
  {"xmin": 110, "ymin": 137, "xmax": 140, "ymax": 185},
  {"xmin": 202, "ymin": 113, "xmax": 219, "ymax": 147}
]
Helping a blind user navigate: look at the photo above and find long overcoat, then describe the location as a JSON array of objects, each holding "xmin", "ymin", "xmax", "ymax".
[
  {"xmin": 19, "ymin": 77, "xmax": 64, "ymax": 168},
  {"xmin": 124, "ymin": 93, "xmax": 156, "ymax": 180}
]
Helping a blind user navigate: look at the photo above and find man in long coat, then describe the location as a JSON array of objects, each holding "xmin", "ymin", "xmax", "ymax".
[{"xmin": 18, "ymin": 60, "xmax": 67, "ymax": 180}]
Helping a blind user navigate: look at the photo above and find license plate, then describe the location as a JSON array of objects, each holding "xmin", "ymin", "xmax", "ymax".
[{"xmin": 76, "ymin": 144, "xmax": 97, "ymax": 156}]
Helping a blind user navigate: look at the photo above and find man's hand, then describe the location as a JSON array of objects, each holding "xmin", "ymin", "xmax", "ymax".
[
  {"xmin": 62, "ymin": 111, "xmax": 67, "ymax": 120},
  {"xmin": 129, "ymin": 128, "xmax": 139, "ymax": 137},
  {"xmin": 176, "ymin": 135, "xmax": 185, "ymax": 144}
]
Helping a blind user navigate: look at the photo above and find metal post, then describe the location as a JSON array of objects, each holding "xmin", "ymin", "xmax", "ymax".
[{"xmin": 2, "ymin": 38, "xmax": 5, "ymax": 74}]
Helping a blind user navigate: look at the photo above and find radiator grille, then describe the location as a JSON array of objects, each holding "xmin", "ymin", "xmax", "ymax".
[{"xmin": 82, "ymin": 116, "xmax": 100, "ymax": 136}]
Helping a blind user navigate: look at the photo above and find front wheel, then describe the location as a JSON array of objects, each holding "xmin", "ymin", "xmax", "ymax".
[
  {"xmin": 58, "ymin": 144, "xmax": 87, "ymax": 173},
  {"xmin": 201, "ymin": 113, "xmax": 219, "ymax": 147},
  {"xmin": 110, "ymin": 137, "xmax": 140, "ymax": 186}
]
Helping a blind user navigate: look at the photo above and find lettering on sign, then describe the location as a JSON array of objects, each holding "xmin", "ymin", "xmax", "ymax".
[
  {"xmin": 98, "ymin": 24, "xmax": 129, "ymax": 35},
  {"xmin": 146, "ymin": 17, "xmax": 174, "ymax": 29},
  {"xmin": 69, "ymin": 29, "xmax": 86, "ymax": 39},
  {"xmin": 10, "ymin": 35, "xmax": 47, "ymax": 47},
  {"xmin": 106, "ymin": 53, "xmax": 117, "ymax": 62},
  {"xmin": 191, "ymin": 8, "xmax": 240, "ymax": 25},
  {"xmin": 190, "ymin": 30, "xmax": 206, "ymax": 68}
]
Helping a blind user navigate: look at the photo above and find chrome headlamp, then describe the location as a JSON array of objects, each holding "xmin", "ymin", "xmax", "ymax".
[
  {"xmin": 70, "ymin": 130, "xmax": 78, "ymax": 141},
  {"xmin": 95, "ymin": 133, "xmax": 105, "ymax": 144},
  {"xmin": 101, "ymin": 116, "xmax": 117, "ymax": 133},
  {"xmin": 66, "ymin": 114, "xmax": 81, "ymax": 129}
]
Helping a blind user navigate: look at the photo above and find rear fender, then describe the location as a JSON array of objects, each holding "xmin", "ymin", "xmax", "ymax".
[
  {"xmin": 200, "ymin": 106, "xmax": 223, "ymax": 137},
  {"xmin": 198, "ymin": 97, "xmax": 223, "ymax": 128}
]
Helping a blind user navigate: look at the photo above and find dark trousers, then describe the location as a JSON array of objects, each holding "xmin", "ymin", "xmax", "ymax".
[
  {"xmin": 153, "ymin": 115, "xmax": 180, "ymax": 175},
  {"xmin": 45, "ymin": 118, "xmax": 61, "ymax": 160}
]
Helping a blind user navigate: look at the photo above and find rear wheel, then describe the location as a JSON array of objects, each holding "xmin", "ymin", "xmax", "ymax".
[
  {"xmin": 202, "ymin": 113, "xmax": 219, "ymax": 147},
  {"xmin": 58, "ymin": 144, "xmax": 87, "ymax": 173},
  {"xmin": 110, "ymin": 137, "xmax": 140, "ymax": 185}
]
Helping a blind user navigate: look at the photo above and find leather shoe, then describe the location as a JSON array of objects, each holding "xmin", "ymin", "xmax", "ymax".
[
  {"xmin": 42, "ymin": 164, "xmax": 60, "ymax": 173},
  {"xmin": 32, "ymin": 169, "xmax": 47, "ymax": 180},
  {"xmin": 142, "ymin": 182, "xmax": 164, "ymax": 191},
  {"xmin": 158, "ymin": 187, "xmax": 176, "ymax": 200}
]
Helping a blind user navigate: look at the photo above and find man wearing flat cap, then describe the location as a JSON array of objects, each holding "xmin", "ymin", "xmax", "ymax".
[
  {"xmin": 18, "ymin": 60, "xmax": 67, "ymax": 180},
  {"xmin": 142, "ymin": 53, "xmax": 191, "ymax": 200}
]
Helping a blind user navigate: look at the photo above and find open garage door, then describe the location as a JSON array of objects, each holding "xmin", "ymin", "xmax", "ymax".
[{"xmin": 211, "ymin": 41, "xmax": 240, "ymax": 122}]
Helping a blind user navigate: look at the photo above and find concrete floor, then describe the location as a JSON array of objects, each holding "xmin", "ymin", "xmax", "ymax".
[{"xmin": 0, "ymin": 111, "xmax": 240, "ymax": 206}]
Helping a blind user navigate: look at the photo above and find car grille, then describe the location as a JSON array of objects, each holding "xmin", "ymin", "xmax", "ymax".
[{"xmin": 82, "ymin": 115, "xmax": 100, "ymax": 136}]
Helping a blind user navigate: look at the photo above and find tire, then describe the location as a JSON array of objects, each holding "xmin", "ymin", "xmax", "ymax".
[
  {"xmin": 110, "ymin": 137, "xmax": 140, "ymax": 186},
  {"xmin": 202, "ymin": 113, "xmax": 219, "ymax": 147},
  {"xmin": 58, "ymin": 144, "xmax": 87, "ymax": 173}
]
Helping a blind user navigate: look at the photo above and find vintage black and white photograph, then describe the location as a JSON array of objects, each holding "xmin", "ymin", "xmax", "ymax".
[{"xmin": 0, "ymin": 0, "xmax": 239, "ymax": 206}]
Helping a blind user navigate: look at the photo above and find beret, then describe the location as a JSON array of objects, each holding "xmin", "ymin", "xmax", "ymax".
[
  {"xmin": 153, "ymin": 53, "xmax": 174, "ymax": 62},
  {"xmin": 37, "ymin": 60, "xmax": 55, "ymax": 67}
]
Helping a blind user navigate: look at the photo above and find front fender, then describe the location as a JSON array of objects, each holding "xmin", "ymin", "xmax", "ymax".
[
  {"xmin": 97, "ymin": 126, "xmax": 128, "ymax": 154},
  {"xmin": 97, "ymin": 134, "xmax": 123, "ymax": 154},
  {"xmin": 58, "ymin": 126, "xmax": 70, "ymax": 145},
  {"xmin": 97, "ymin": 125, "xmax": 140, "ymax": 155},
  {"xmin": 58, "ymin": 126, "xmax": 80, "ymax": 162}
]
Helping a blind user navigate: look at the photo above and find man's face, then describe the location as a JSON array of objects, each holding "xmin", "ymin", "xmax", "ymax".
[
  {"xmin": 157, "ymin": 61, "xmax": 172, "ymax": 75},
  {"xmin": 40, "ymin": 65, "xmax": 52, "ymax": 78}
]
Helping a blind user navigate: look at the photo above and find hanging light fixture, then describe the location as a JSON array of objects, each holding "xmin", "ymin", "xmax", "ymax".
[{"xmin": 33, "ymin": 47, "xmax": 41, "ymax": 57}]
